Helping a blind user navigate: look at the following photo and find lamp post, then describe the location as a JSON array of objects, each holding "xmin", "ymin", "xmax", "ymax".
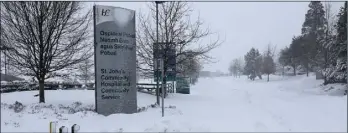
[
  {"xmin": 0, "ymin": 45, "xmax": 13, "ymax": 74},
  {"xmin": 346, "ymin": 1, "xmax": 348, "ymax": 85},
  {"xmin": 155, "ymin": 1, "xmax": 165, "ymax": 106},
  {"xmin": 0, "ymin": 45, "xmax": 11, "ymax": 91},
  {"xmin": 0, "ymin": 46, "xmax": 2, "ymax": 74}
]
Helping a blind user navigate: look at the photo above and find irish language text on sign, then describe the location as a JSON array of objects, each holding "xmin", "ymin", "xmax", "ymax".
[{"xmin": 94, "ymin": 5, "xmax": 137, "ymax": 115}]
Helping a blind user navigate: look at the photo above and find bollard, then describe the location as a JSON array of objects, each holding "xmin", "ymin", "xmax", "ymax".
[
  {"xmin": 59, "ymin": 126, "xmax": 68, "ymax": 133},
  {"xmin": 71, "ymin": 124, "xmax": 80, "ymax": 133},
  {"xmin": 49, "ymin": 121, "xmax": 58, "ymax": 133}
]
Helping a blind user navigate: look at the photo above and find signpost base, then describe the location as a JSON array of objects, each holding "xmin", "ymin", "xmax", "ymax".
[{"xmin": 176, "ymin": 77, "xmax": 190, "ymax": 94}]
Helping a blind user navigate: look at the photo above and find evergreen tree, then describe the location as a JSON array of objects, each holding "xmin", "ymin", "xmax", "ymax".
[
  {"xmin": 279, "ymin": 47, "xmax": 290, "ymax": 75},
  {"xmin": 325, "ymin": 2, "xmax": 347, "ymax": 84},
  {"xmin": 244, "ymin": 48, "xmax": 262, "ymax": 80},
  {"xmin": 322, "ymin": 2, "xmax": 337, "ymax": 68},
  {"xmin": 262, "ymin": 44, "xmax": 276, "ymax": 82},
  {"xmin": 335, "ymin": 2, "xmax": 347, "ymax": 63},
  {"xmin": 289, "ymin": 36, "xmax": 303, "ymax": 75},
  {"xmin": 278, "ymin": 36, "xmax": 305, "ymax": 76},
  {"xmin": 295, "ymin": 35, "xmax": 312, "ymax": 77},
  {"xmin": 262, "ymin": 56, "xmax": 275, "ymax": 81},
  {"xmin": 301, "ymin": 1, "xmax": 327, "ymax": 75},
  {"xmin": 302, "ymin": 1, "xmax": 327, "ymax": 36},
  {"xmin": 244, "ymin": 48, "xmax": 256, "ymax": 76}
]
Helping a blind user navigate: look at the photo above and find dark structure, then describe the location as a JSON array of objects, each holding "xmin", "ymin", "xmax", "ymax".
[{"xmin": 0, "ymin": 73, "xmax": 24, "ymax": 82}]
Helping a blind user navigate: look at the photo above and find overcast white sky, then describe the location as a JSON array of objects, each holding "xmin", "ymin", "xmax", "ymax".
[{"xmin": 88, "ymin": 2, "xmax": 344, "ymax": 73}]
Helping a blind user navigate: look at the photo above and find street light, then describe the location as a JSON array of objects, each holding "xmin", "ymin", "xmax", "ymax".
[
  {"xmin": 0, "ymin": 45, "xmax": 12, "ymax": 89},
  {"xmin": 155, "ymin": 1, "xmax": 165, "ymax": 4},
  {"xmin": 346, "ymin": 1, "xmax": 348, "ymax": 85},
  {"xmin": 0, "ymin": 45, "xmax": 13, "ymax": 75},
  {"xmin": 155, "ymin": 1, "xmax": 166, "ymax": 117},
  {"xmin": 155, "ymin": 1, "xmax": 165, "ymax": 106}
]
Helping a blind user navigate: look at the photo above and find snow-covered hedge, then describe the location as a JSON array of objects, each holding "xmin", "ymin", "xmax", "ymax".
[{"xmin": 323, "ymin": 58, "xmax": 347, "ymax": 84}]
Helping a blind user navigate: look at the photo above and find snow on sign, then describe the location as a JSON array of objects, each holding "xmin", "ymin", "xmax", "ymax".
[{"xmin": 94, "ymin": 5, "xmax": 137, "ymax": 115}]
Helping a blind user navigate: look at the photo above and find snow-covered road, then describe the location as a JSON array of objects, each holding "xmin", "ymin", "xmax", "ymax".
[
  {"xmin": 162, "ymin": 75, "xmax": 347, "ymax": 132},
  {"xmin": 1, "ymin": 75, "xmax": 347, "ymax": 132}
]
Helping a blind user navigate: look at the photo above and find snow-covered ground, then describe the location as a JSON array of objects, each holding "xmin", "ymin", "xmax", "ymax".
[{"xmin": 1, "ymin": 74, "xmax": 347, "ymax": 132}]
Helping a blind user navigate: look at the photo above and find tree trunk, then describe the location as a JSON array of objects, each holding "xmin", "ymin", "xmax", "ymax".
[
  {"xmin": 162, "ymin": 66, "xmax": 167, "ymax": 98},
  {"xmin": 156, "ymin": 72, "xmax": 160, "ymax": 105},
  {"xmin": 306, "ymin": 63, "xmax": 309, "ymax": 77},
  {"xmin": 39, "ymin": 79, "xmax": 45, "ymax": 103},
  {"xmin": 4, "ymin": 52, "xmax": 7, "ymax": 75},
  {"xmin": 267, "ymin": 74, "xmax": 269, "ymax": 82},
  {"xmin": 324, "ymin": 49, "xmax": 328, "ymax": 83},
  {"xmin": 293, "ymin": 65, "xmax": 296, "ymax": 76},
  {"xmin": 38, "ymin": 10, "xmax": 45, "ymax": 103}
]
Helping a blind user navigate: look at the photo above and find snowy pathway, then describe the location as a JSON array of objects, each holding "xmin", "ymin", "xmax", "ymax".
[
  {"xmin": 162, "ymin": 75, "xmax": 347, "ymax": 132},
  {"xmin": 1, "ymin": 75, "xmax": 347, "ymax": 132}
]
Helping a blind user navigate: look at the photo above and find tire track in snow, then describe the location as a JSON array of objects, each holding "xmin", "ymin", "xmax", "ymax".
[
  {"xmin": 253, "ymin": 122, "xmax": 268, "ymax": 131},
  {"xmin": 266, "ymin": 111, "xmax": 293, "ymax": 131},
  {"xmin": 244, "ymin": 91, "xmax": 252, "ymax": 104},
  {"xmin": 240, "ymin": 89, "xmax": 293, "ymax": 131}
]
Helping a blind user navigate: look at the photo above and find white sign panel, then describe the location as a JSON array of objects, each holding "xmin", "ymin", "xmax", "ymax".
[{"xmin": 94, "ymin": 5, "xmax": 137, "ymax": 115}]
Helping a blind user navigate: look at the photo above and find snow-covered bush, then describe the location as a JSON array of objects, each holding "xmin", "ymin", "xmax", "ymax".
[{"xmin": 324, "ymin": 58, "xmax": 347, "ymax": 85}]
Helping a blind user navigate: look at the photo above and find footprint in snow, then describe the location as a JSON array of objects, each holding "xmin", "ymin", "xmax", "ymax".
[
  {"xmin": 161, "ymin": 120, "xmax": 171, "ymax": 125},
  {"xmin": 254, "ymin": 122, "xmax": 268, "ymax": 132}
]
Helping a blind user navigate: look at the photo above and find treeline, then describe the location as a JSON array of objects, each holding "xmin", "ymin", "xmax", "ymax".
[
  {"xmin": 229, "ymin": 44, "xmax": 277, "ymax": 82},
  {"xmin": 278, "ymin": 2, "xmax": 347, "ymax": 84},
  {"xmin": 229, "ymin": 2, "xmax": 347, "ymax": 84}
]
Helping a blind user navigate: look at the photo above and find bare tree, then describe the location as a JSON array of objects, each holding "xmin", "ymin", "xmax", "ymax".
[
  {"xmin": 78, "ymin": 58, "xmax": 94, "ymax": 86},
  {"xmin": 137, "ymin": 2, "xmax": 222, "ymax": 80},
  {"xmin": 177, "ymin": 54, "xmax": 202, "ymax": 84},
  {"xmin": 236, "ymin": 58, "xmax": 244, "ymax": 78},
  {"xmin": 229, "ymin": 58, "xmax": 243, "ymax": 78},
  {"xmin": 1, "ymin": 2, "xmax": 92, "ymax": 103},
  {"xmin": 228, "ymin": 61, "xmax": 235, "ymax": 77},
  {"xmin": 321, "ymin": 2, "xmax": 338, "ymax": 83},
  {"xmin": 324, "ymin": 2, "xmax": 338, "ymax": 35},
  {"xmin": 262, "ymin": 43, "xmax": 277, "ymax": 82}
]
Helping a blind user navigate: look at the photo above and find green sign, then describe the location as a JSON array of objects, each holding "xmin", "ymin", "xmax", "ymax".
[
  {"xmin": 176, "ymin": 77, "xmax": 190, "ymax": 94},
  {"xmin": 154, "ymin": 70, "xmax": 176, "ymax": 81}
]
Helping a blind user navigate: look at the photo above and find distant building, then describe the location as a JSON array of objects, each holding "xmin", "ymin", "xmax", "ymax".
[
  {"xmin": 199, "ymin": 71, "xmax": 211, "ymax": 77},
  {"xmin": 316, "ymin": 71, "xmax": 324, "ymax": 80},
  {"xmin": 0, "ymin": 73, "xmax": 24, "ymax": 82}
]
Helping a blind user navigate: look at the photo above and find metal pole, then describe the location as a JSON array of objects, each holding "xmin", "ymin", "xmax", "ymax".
[
  {"xmin": 160, "ymin": 59, "xmax": 164, "ymax": 117},
  {"xmin": 93, "ymin": 5, "xmax": 98, "ymax": 112},
  {"xmin": 4, "ymin": 51, "xmax": 6, "ymax": 75},
  {"xmin": 346, "ymin": 1, "xmax": 348, "ymax": 85},
  {"xmin": 0, "ymin": 48, "xmax": 2, "ymax": 88},
  {"xmin": 0, "ymin": 21, "xmax": 2, "ymax": 87},
  {"xmin": 155, "ymin": 2, "xmax": 160, "ymax": 106}
]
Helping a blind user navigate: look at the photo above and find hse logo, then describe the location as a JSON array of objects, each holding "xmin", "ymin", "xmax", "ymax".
[{"xmin": 101, "ymin": 9, "xmax": 110, "ymax": 16}]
